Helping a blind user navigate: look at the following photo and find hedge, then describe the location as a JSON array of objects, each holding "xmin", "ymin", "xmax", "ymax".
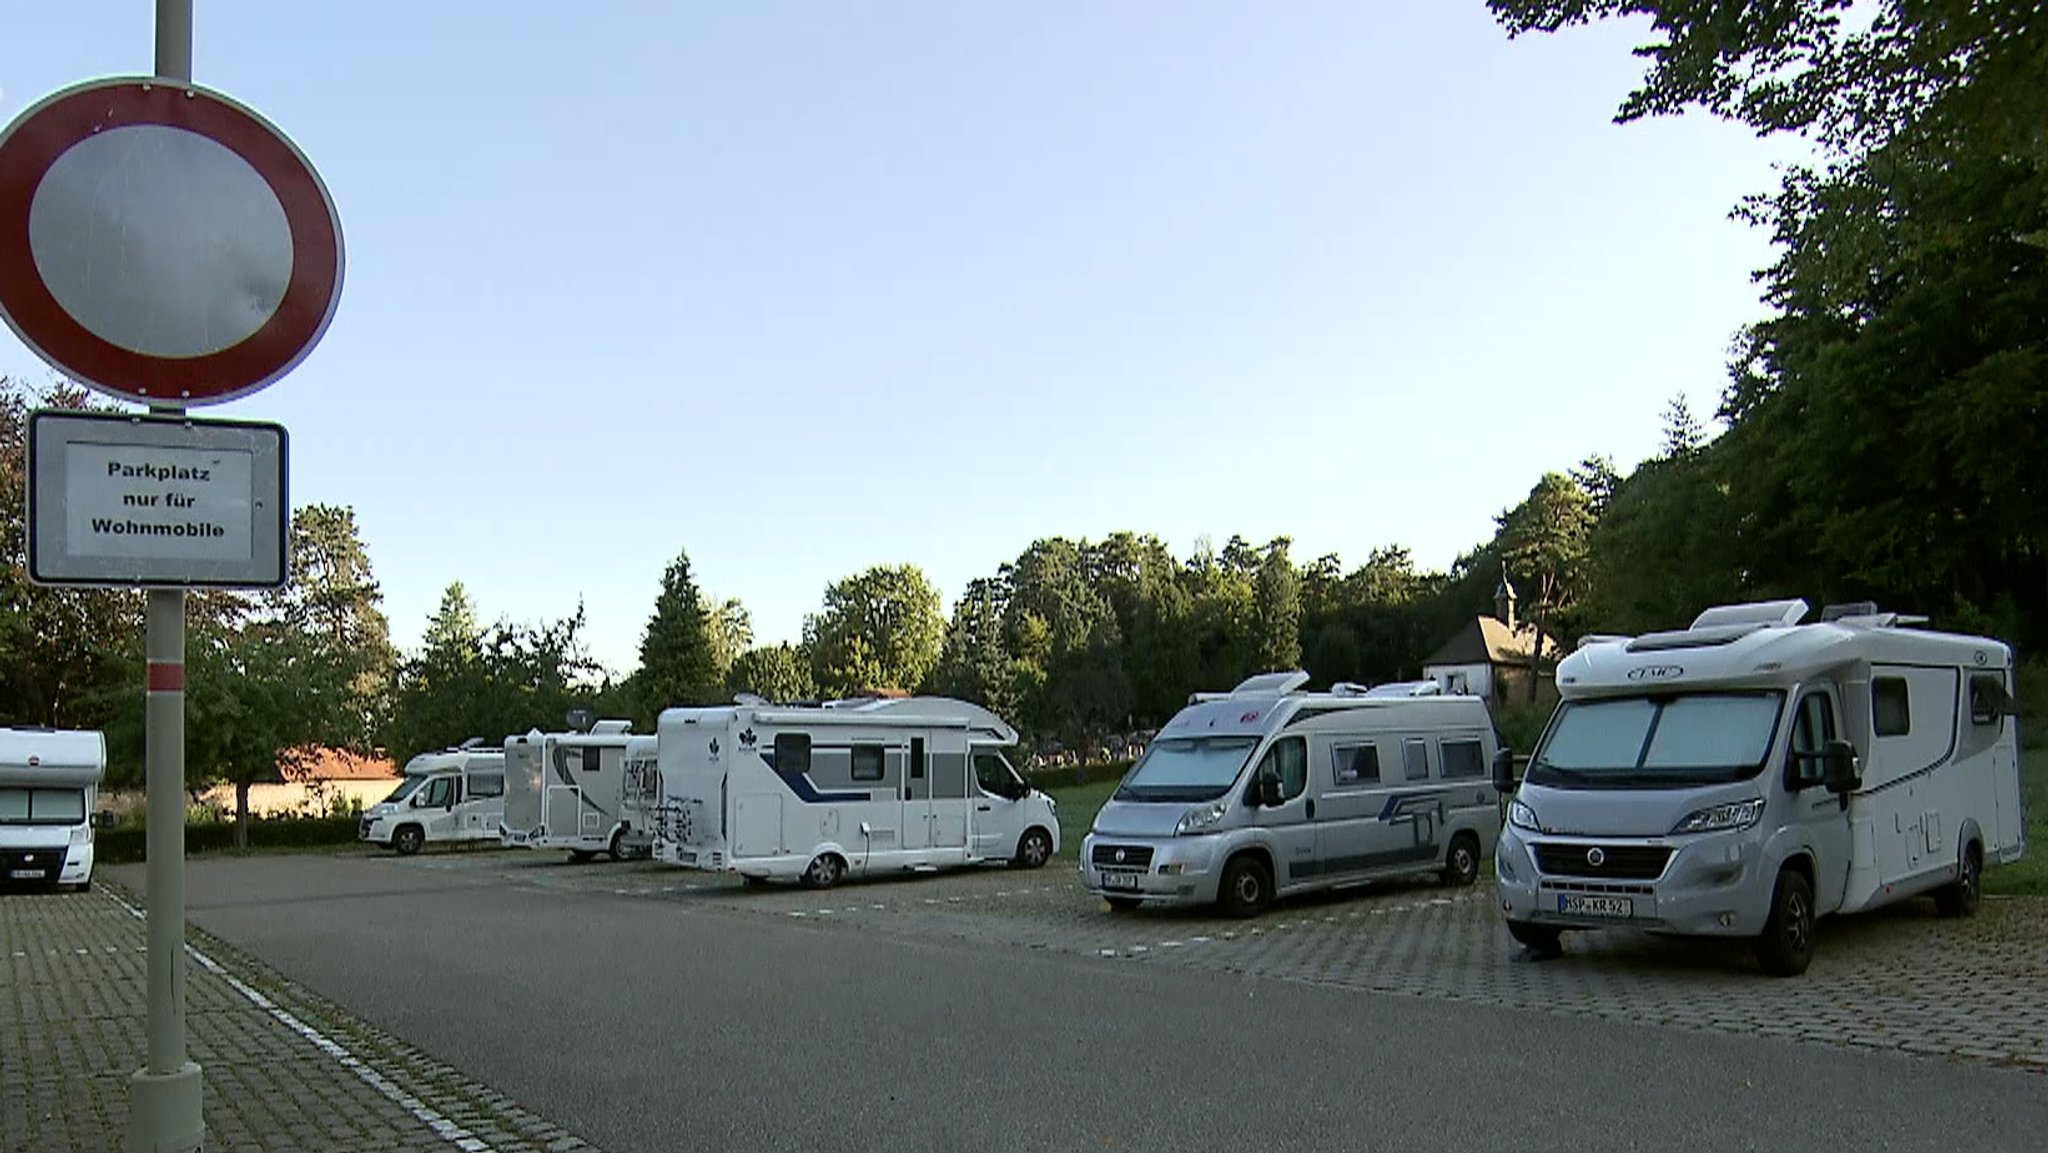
[
  {"xmin": 1024, "ymin": 760, "xmax": 1132, "ymax": 790},
  {"xmin": 95, "ymin": 815, "xmax": 362, "ymax": 864}
]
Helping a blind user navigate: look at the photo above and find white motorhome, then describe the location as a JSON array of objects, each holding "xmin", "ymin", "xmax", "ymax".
[
  {"xmin": 358, "ymin": 742, "xmax": 507, "ymax": 856},
  {"xmin": 0, "ymin": 727, "xmax": 110, "ymax": 892},
  {"xmin": 1081, "ymin": 672, "xmax": 1508, "ymax": 917},
  {"xmin": 650, "ymin": 695, "xmax": 1060, "ymax": 888},
  {"xmin": 1495, "ymin": 599, "xmax": 2028, "ymax": 976},
  {"xmin": 501, "ymin": 720, "xmax": 650, "ymax": 861}
]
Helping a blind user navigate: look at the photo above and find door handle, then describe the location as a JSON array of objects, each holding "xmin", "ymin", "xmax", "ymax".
[
  {"xmin": 976, "ymin": 804, "xmax": 991, "ymax": 812},
  {"xmin": 904, "ymin": 788, "xmax": 912, "ymax": 801},
  {"xmin": 1306, "ymin": 799, "xmax": 1317, "ymax": 819}
]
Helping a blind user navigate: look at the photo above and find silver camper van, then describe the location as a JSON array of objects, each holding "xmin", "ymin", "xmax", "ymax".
[
  {"xmin": 1493, "ymin": 599, "xmax": 2027, "ymax": 977},
  {"xmin": 1081, "ymin": 672, "xmax": 1508, "ymax": 917}
]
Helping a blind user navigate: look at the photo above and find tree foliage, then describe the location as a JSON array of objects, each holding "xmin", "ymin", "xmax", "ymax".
[
  {"xmin": 804, "ymin": 564, "xmax": 945, "ymax": 697},
  {"xmin": 635, "ymin": 550, "xmax": 721, "ymax": 720}
]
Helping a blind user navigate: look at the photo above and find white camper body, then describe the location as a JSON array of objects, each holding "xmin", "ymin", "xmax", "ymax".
[
  {"xmin": 500, "ymin": 721, "xmax": 650, "ymax": 860},
  {"xmin": 358, "ymin": 744, "xmax": 506, "ymax": 856},
  {"xmin": 621, "ymin": 735, "xmax": 660, "ymax": 849},
  {"xmin": 0, "ymin": 727, "xmax": 108, "ymax": 891},
  {"xmin": 650, "ymin": 696, "xmax": 1059, "ymax": 888},
  {"xmin": 1495, "ymin": 599, "xmax": 2028, "ymax": 976}
]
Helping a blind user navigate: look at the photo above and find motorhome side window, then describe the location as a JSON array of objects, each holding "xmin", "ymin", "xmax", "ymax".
[
  {"xmin": 1256, "ymin": 738, "xmax": 1308, "ymax": 802},
  {"xmin": 1788, "ymin": 693, "xmax": 1836, "ymax": 788},
  {"xmin": 1402, "ymin": 738, "xmax": 1430, "ymax": 781},
  {"xmin": 1332, "ymin": 744, "xmax": 1379, "ymax": 787},
  {"xmin": 423, "ymin": 777, "xmax": 454, "ymax": 807},
  {"xmin": 774, "ymin": 733, "xmax": 811, "ymax": 773},
  {"xmin": 1440, "ymin": 739, "xmax": 1484, "ymax": 779},
  {"xmin": 467, "ymin": 773, "xmax": 504, "ymax": 799},
  {"xmin": 1872, "ymin": 678, "xmax": 1911, "ymax": 736},
  {"xmin": 581, "ymin": 747, "xmax": 601, "ymax": 772},
  {"xmin": 974, "ymin": 752, "xmax": 1016, "ymax": 794},
  {"xmin": 850, "ymin": 745, "xmax": 884, "ymax": 782}
]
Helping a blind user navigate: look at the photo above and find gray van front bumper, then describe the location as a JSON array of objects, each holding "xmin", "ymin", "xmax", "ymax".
[
  {"xmin": 1495, "ymin": 826, "xmax": 1772, "ymax": 936},
  {"xmin": 1080, "ymin": 833, "xmax": 1225, "ymax": 906}
]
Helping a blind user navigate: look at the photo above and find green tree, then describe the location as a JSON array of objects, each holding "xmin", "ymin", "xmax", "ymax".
[
  {"xmin": 636, "ymin": 550, "xmax": 720, "ymax": 719},
  {"xmin": 804, "ymin": 564, "xmax": 944, "ymax": 698},
  {"xmin": 727, "ymin": 643, "xmax": 816, "ymax": 703},
  {"xmin": 1498, "ymin": 473, "xmax": 1595, "ymax": 701},
  {"xmin": 703, "ymin": 595, "xmax": 753, "ymax": 687},
  {"xmin": 1250, "ymin": 538, "xmax": 1301, "ymax": 672},
  {"xmin": 383, "ymin": 582, "xmax": 485, "ymax": 762},
  {"xmin": 935, "ymin": 577, "xmax": 1018, "ymax": 717}
]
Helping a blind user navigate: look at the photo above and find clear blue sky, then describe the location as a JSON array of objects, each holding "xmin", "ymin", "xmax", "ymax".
[{"xmin": 3, "ymin": 2, "xmax": 1804, "ymax": 675}]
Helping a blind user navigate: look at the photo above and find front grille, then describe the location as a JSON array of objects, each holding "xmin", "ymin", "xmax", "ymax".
[
  {"xmin": 1532, "ymin": 843, "xmax": 1672, "ymax": 881},
  {"xmin": 1091, "ymin": 843, "xmax": 1154, "ymax": 870},
  {"xmin": 1540, "ymin": 879, "xmax": 1655, "ymax": 896},
  {"xmin": 1, "ymin": 849, "xmax": 61, "ymax": 881}
]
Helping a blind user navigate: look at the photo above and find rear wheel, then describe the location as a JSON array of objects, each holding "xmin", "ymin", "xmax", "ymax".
[
  {"xmin": 1217, "ymin": 855, "xmax": 1272, "ymax": 919},
  {"xmin": 1755, "ymin": 867, "xmax": 1816, "ymax": 977},
  {"xmin": 1012, "ymin": 828, "xmax": 1053, "ymax": 870},
  {"xmin": 607, "ymin": 829, "xmax": 629, "ymax": 862},
  {"xmin": 1933, "ymin": 842, "xmax": 1982, "ymax": 918},
  {"xmin": 801, "ymin": 853, "xmax": 844, "ymax": 890},
  {"xmin": 392, "ymin": 825, "xmax": 425, "ymax": 856},
  {"xmin": 1506, "ymin": 920, "xmax": 1562, "ymax": 952},
  {"xmin": 1440, "ymin": 832, "xmax": 1481, "ymax": 887}
]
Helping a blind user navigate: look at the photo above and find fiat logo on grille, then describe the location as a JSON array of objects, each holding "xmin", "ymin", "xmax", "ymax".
[
  {"xmin": 1114, "ymin": 849, "xmax": 1127, "ymax": 863},
  {"xmin": 1586, "ymin": 847, "xmax": 1606, "ymax": 867}
]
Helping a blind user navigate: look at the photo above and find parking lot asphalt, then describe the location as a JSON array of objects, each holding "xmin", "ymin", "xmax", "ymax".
[{"xmin": 101, "ymin": 847, "xmax": 2048, "ymax": 1153}]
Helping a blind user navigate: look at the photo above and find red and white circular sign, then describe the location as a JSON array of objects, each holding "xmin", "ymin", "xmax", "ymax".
[{"xmin": 0, "ymin": 77, "xmax": 343, "ymax": 406}]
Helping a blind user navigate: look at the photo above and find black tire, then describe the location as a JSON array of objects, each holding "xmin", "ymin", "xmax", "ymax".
[
  {"xmin": 800, "ymin": 853, "xmax": 844, "ymax": 890},
  {"xmin": 1756, "ymin": 867, "xmax": 1816, "ymax": 977},
  {"xmin": 1106, "ymin": 896, "xmax": 1142, "ymax": 913},
  {"xmin": 1506, "ymin": 920, "xmax": 1562, "ymax": 952},
  {"xmin": 1217, "ymin": 855, "xmax": 1272, "ymax": 919},
  {"xmin": 1012, "ymin": 828, "xmax": 1054, "ymax": 870},
  {"xmin": 1933, "ymin": 841, "xmax": 1982, "ymax": 918},
  {"xmin": 607, "ymin": 829, "xmax": 628, "ymax": 862},
  {"xmin": 392, "ymin": 825, "xmax": 425, "ymax": 856},
  {"xmin": 1441, "ymin": 832, "xmax": 1482, "ymax": 888}
]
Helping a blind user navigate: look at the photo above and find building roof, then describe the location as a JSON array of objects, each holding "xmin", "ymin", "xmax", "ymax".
[{"xmin": 1422, "ymin": 616, "xmax": 1558, "ymax": 669}]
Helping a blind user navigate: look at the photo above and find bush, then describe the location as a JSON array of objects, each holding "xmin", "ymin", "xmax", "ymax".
[
  {"xmin": 1492, "ymin": 702, "xmax": 1553, "ymax": 758},
  {"xmin": 95, "ymin": 814, "xmax": 361, "ymax": 864}
]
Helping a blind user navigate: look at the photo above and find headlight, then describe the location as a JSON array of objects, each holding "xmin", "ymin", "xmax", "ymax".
[
  {"xmin": 1671, "ymin": 798, "xmax": 1766, "ymax": 835},
  {"xmin": 1507, "ymin": 800, "xmax": 1541, "ymax": 831},
  {"xmin": 1175, "ymin": 802, "xmax": 1227, "ymax": 836}
]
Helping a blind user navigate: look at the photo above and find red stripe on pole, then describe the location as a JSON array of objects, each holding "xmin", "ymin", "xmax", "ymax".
[{"xmin": 147, "ymin": 663, "xmax": 185, "ymax": 693}]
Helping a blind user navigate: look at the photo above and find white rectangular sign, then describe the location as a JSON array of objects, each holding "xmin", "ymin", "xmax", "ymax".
[{"xmin": 27, "ymin": 409, "xmax": 287, "ymax": 588}]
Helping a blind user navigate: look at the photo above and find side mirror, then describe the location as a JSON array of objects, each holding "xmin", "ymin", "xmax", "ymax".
[
  {"xmin": 1491, "ymin": 748, "xmax": 1517, "ymax": 794},
  {"xmin": 1822, "ymin": 739, "xmax": 1862, "ymax": 794},
  {"xmin": 1256, "ymin": 775, "xmax": 1283, "ymax": 807}
]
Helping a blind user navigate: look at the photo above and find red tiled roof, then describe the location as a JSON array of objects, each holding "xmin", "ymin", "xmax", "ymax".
[{"xmin": 280, "ymin": 747, "xmax": 399, "ymax": 781}]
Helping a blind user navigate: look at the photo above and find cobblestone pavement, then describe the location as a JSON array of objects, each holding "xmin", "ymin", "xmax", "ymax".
[
  {"xmin": 0, "ymin": 880, "xmax": 606, "ymax": 1153},
  {"xmin": 421, "ymin": 847, "xmax": 2048, "ymax": 1073}
]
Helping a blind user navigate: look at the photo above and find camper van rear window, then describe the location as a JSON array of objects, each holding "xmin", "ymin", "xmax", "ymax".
[
  {"xmin": 1333, "ymin": 744, "xmax": 1380, "ymax": 786},
  {"xmin": 467, "ymin": 773, "xmax": 505, "ymax": 799},
  {"xmin": 1872, "ymin": 678, "xmax": 1911, "ymax": 737},
  {"xmin": 1441, "ymin": 739, "xmax": 1485, "ymax": 780},
  {"xmin": 775, "ymin": 733, "xmax": 812, "ymax": 774}
]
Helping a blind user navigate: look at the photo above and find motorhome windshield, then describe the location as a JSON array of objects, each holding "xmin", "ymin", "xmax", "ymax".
[
  {"xmin": 1528, "ymin": 692, "xmax": 1785, "ymax": 788},
  {"xmin": 381, "ymin": 777, "xmax": 425, "ymax": 804},
  {"xmin": 1114, "ymin": 736, "xmax": 1260, "ymax": 803},
  {"xmin": 0, "ymin": 786, "xmax": 86, "ymax": 826}
]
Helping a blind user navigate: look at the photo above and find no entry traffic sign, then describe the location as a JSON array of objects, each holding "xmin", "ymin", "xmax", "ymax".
[{"xmin": 0, "ymin": 77, "xmax": 344, "ymax": 407}]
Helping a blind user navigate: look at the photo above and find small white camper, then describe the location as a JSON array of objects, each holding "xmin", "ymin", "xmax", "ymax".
[
  {"xmin": 621, "ymin": 734, "xmax": 660, "ymax": 850},
  {"xmin": 358, "ymin": 742, "xmax": 506, "ymax": 856},
  {"xmin": 500, "ymin": 720, "xmax": 649, "ymax": 861},
  {"xmin": 649, "ymin": 695, "xmax": 1059, "ymax": 888},
  {"xmin": 1495, "ymin": 599, "xmax": 2028, "ymax": 976},
  {"xmin": 0, "ymin": 727, "xmax": 110, "ymax": 891}
]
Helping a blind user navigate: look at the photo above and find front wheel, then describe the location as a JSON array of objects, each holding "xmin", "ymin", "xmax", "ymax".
[
  {"xmin": 1217, "ymin": 855, "xmax": 1272, "ymax": 919},
  {"xmin": 1440, "ymin": 832, "xmax": 1481, "ymax": 887},
  {"xmin": 1756, "ymin": 868, "xmax": 1816, "ymax": 977},
  {"xmin": 1506, "ymin": 920, "xmax": 1561, "ymax": 952},
  {"xmin": 392, "ymin": 825, "xmax": 425, "ymax": 856},
  {"xmin": 1012, "ymin": 828, "xmax": 1053, "ymax": 870},
  {"xmin": 1933, "ymin": 843, "xmax": 1981, "ymax": 918},
  {"xmin": 800, "ymin": 853, "xmax": 844, "ymax": 890},
  {"xmin": 608, "ymin": 829, "xmax": 630, "ymax": 862}
]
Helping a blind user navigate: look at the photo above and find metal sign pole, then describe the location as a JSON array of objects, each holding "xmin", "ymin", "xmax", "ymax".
[{"xmin": 130, "ymin": 14, "xmax": 203, "ymax": 1153}]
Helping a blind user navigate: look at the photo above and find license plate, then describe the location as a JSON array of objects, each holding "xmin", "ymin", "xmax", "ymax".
[
  {"xmin": 1100, "ymin": 871, "xmax": 1140, "ymax": 891},
  {"xmin": 9, "ymin": 869, "xmax": 46, "ymax": 880},
  {"xmin": 1558, "ymin": 894, "xmax": 1633, "ymax": 918}
]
